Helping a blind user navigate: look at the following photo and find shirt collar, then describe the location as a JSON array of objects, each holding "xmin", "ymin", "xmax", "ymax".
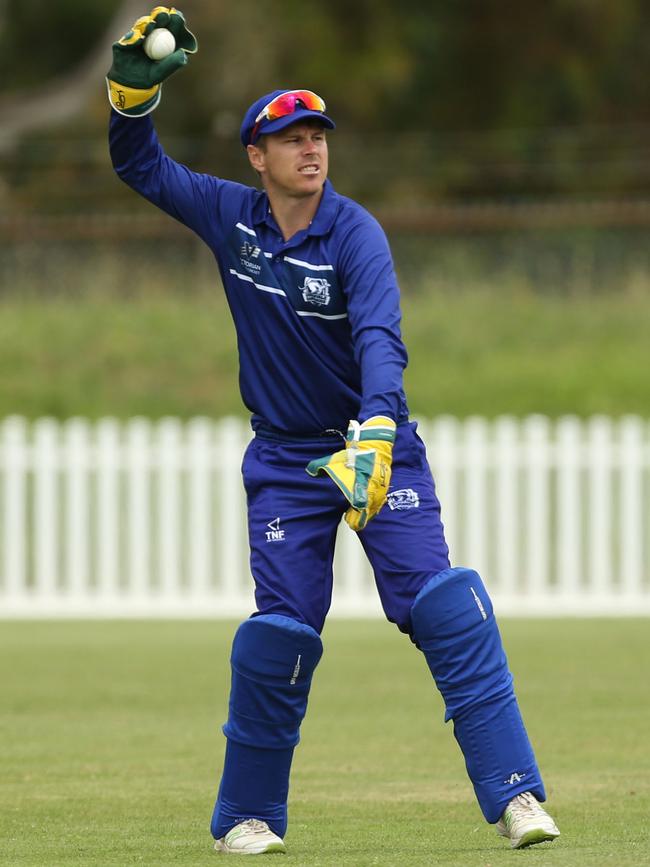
[
  {"xmin": 308, "ymin": 180, "xmax": 339, "ymax": 236},
  {"xmin": 251, "ymin": 179, "xmax": 340, "ymax": 238}
]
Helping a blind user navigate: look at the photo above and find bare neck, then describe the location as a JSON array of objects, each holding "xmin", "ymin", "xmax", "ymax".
[{"xmin": 266, "ymin": 187, "xmax": 324, "ymax": 242}]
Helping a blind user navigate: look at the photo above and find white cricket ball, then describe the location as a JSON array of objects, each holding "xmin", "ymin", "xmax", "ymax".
[{"xmin": 143, "ymin": 28, "xmax": 176, "ymax": 61}]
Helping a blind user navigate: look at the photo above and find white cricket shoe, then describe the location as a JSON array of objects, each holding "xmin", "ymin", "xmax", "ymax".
[
  {"xmin": 214, "ymin": 819, "xmax": 286, "ymax": 855},
  {"xmin": 496, "ymin": 791, "xmax": 560, "ymax": 849}
]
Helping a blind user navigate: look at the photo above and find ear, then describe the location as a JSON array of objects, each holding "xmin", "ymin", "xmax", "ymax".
[{"xmin": 247, "ymin": 144, "xmax": 266, "ymax": 174}]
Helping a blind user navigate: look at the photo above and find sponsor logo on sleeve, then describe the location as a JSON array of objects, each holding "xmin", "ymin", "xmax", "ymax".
[{"xmin": 240, "ymin": 241, "xmax": 262, "ymax": 275}]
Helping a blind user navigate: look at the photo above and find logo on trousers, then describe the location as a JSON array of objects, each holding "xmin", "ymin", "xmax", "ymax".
[
  {"xmin": 290, "ymin": 654, "xmax": 301, "ymax": 684},
  {"xmin": 387, "ymin": 488, "xmax": 419, "ymax": 510},
  {"xmin": 504, "ymin": 772, "xmax": 527, "ymax": 785},
  {"xmin": 265, "ymin": 517, "xmax": 285, "ymax": 542}
]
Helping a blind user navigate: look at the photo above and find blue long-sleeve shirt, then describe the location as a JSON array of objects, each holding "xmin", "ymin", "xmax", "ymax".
[{"xmin": 109, "ymin": 112, "xmax": 409, "ymax": 436}]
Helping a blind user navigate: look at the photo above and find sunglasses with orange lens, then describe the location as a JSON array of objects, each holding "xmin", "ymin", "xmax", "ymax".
[{"xmin": 250, "ymin": 90, "xmax": 326, "ymax": 143}]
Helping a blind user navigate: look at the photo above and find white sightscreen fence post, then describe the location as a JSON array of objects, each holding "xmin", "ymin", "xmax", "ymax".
[
  {"xmin": 586, "ymin": 416, "xmax": 613, "ymax": 601},
  {"xmin": 63, "ymin": 418, "xmax": 90, "ymax": 602},
  {"xmin": 125, "ymin": 417, "xmax": 151, "ymax": 601},
  {"xmin": 217, "ymin": 417, "xmax": 249, "ymax": 611},
  {"xmin": 619, "ymin": 416, "xmax": 644, "ymax": 598},
  {"xmin": 464, "ymin": 416, "xmax": 489, "ymax": 579},
  {"xmin": 187, "ymin": 417, "xmax": 213, "ymax": 600},
  {"xmin": 33, "ymin": 418, "xmax": 59, "ymax": 601},
  {"xmin": 427, "ymin": 416, "xmax": 459, "ymax": 564},
  {"xmin": 157, "ymin": 417, "xmax": 182, "ymax": 600},
  {"xmin": 1, "ymin": 417, "xmax": 27, "ymax": 606},
  {"xmin": 555, "ymin": 416, "xmax": 583, "ymax": 604},
  {"xmin": 334, "ymin": 510, "xmax": 374, "ymax": 614},
  {"xmin": 96, "ymin": 418, "xmax": 120, "ymax": 601},
  {"xmin": 494, "ymin": 416, "xmax": 519, "ymax": 598},
  {"xmin": 1, "ymin": 415, "xmax": 649, "ymax": 616},
  {"xmin": 523, "ymin": 415, "xmax": 551, "ymax": 600}
]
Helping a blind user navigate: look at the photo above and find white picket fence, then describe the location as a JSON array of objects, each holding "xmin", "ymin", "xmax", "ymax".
[{"xmin": 0, "ymin": 415, "xmax": 649, "ymax": 618}]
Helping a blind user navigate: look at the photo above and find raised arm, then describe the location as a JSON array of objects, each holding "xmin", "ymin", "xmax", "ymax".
[
  {"xmin": 109, "ymin": 112, "xmax": 227, "ymax": 246},
  {"xmin": 107, "ymin": 7, "xmax": 247, "ymax": 247}
]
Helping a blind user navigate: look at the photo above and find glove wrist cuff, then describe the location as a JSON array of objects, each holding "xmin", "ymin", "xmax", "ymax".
[
  {"xmin": 107, "ymin": 78, "xmax": 162, "ymax": 116},
  {"xmin": 358, "ymin": 416, "xmax": 396, "ymax": 444}
]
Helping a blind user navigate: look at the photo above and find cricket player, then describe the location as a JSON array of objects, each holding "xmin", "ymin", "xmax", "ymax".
[{"xmin": 107, "ymin": 8, "xmax": 560, "ymax": 855}]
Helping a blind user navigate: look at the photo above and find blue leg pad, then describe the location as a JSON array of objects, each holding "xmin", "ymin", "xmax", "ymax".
[
  {"xmin": 211, "ymin": 741, "xmax": 293, "ymax": 840},
  {"xmin": 411, "ymin": 567, "xmax": 545, "ymax": 823},
  {"xmin": 211, "ymin": 614, "xmax": 323, "ymax": 839}
]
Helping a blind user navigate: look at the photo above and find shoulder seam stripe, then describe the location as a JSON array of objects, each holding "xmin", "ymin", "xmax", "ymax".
[
  {"xmin": 228, "ymin": 269, "xmax": 287, "ymax": 296},
  {"xmin": 235, "ymin": 222, "xmax": 257, "ymax": 237},
  {"xmin": 296, "ymin": 311, "xmax": 348, "ymax": 320},
  {"xmin": 284, "ymin": 256, "xmax": 334, "ymax": 271},
  {"xmin": 228, "ymin": 269, "xmax": 345, "ymax": 316}
]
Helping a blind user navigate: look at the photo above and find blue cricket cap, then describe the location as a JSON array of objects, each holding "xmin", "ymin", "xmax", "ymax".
[{"xmin": 240, "ymin": 89, "xmax": 335, "ymax": 147}]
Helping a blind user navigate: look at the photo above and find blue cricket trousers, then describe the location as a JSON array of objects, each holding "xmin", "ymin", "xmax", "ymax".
[{"xmin": 244, "ymin": 421, "xmax": 451, "ymax": 633}]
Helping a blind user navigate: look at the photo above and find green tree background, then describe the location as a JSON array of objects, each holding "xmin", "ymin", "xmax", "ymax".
[
  {"xmin": 2, "ymin": 0, "xmax": 649, "ymax": 200},
  {"xmin": 1, "ymin": 1, "xmax": 649, "ymax": 419}
]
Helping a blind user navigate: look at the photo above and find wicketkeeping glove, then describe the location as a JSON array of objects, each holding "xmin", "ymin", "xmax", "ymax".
[
  {"xmin": 306, "ymin": 416, "xmax": 396, "ymax": 531},
  {"xmin": 106, "ymin": 6, "xmax": 197, "ymax": 117}
]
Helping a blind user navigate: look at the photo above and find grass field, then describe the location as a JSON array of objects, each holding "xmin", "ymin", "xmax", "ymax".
[
  {"xmin": 1, "ymin": 619, "xmax": 649, "ymax": 866},
  {"xmin": 2, "ymin": 282, "xmax": 650, "ymax": 420}
]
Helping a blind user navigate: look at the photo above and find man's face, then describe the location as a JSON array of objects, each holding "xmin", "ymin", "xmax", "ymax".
[{"xmin": 247, "ymin": 121, "xmax": 328, "ymax": 199}]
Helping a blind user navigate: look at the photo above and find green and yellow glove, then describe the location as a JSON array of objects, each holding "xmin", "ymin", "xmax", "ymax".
[
  {"xmin": 106, "ymin": 6, "xmax": 197, "ymax": 117},
  {"xmin": 306, "ymin": 416, "xmax": 396, "ymax": 531}
]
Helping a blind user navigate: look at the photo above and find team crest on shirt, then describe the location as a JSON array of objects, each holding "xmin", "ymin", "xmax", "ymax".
[
  {"xmin": 387, "ymin": 488, "xmax": 420, "ymax": 510},
  {"xmin": 300, "ymin": 276, "xmax": 331, "ymax": 307},
  {"xmin": 240, "ymin": 241, "xmax": 262, "ymax": 275}
]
